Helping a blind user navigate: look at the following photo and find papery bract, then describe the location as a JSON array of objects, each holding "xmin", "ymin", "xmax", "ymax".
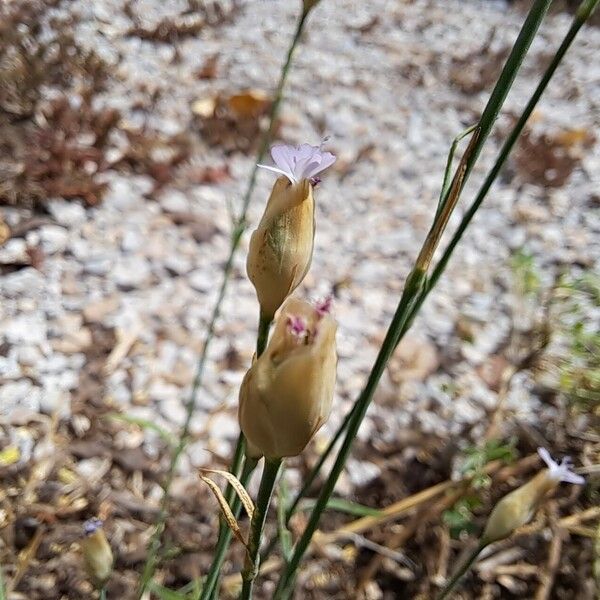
[{"xmin": 247, "ymin": 177, "xmax": 315, "ymax": 319}]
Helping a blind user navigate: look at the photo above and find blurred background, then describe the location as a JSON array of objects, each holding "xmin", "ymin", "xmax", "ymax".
[{"xmin": 0, "ymin": 1, "xmax": 598, "ymax": 598}]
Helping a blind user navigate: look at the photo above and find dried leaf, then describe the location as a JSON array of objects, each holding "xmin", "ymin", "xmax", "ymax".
[
  {"xmin": 514, "ymin": 126, "xmax": 596, "ymax": 188},
  {"xmin": 200, "ymin": 468, "xmax": 255, "ymax": 520},
  {"xmin": 200, "ymin": 475, "xmax": 248, "ymax": 548}
]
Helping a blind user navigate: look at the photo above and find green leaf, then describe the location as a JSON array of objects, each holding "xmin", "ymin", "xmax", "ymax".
[
  {"xmin": 147, "ymin": 581, "xmax": 189, "ymax": 600},
  {"xmin": 107, "ymin": 412, "xmax": 176, "ymax": 446},
  {"xmin": 443, "ymin": 496, "xmax": 483, "ymax": 539},
  {"xmin": 277, "ymin": 474, "xmax": 293, "ymax": 563}
]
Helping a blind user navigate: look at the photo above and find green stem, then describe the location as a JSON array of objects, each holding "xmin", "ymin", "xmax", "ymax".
[
  {"xmin": 435, "ymin": 543, "xmax": 486, "ymax": 600},
  {"xmin": 203, "ymin": 314, "xmax": 272, "ymax": 600},
  {"xmin": 100, "ymin": 587, "xmax": 107, "ymax": 600},
  {"xmin": 272, "ymin": 2, "xmax": 554, "ymax": 596},
  {"xmin": 137, "ymin": 5, "xmax": 311, "ymax": 597},
  {"xmin": 0, "ymin": 566, "xmax": 6, "ymax": 600},
  {"xmin": 240, "ymin": 459, "xmax": 283, "ymax": 600},
  {"xmin": 287, "ymin": 405, "xmax": 354, "ymax": 521},
  {"xmin": 200, "ymin": 456, "xmax": 257, "ymax": 600}
]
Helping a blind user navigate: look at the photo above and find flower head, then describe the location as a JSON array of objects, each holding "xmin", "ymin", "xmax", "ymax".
[
  {"xmin": 81, "ymin": 517, "xmax": 113, "ymax": 588},
  {"xmin": 538, "ymin": 447, "xmax": 585, "ymax": 484},
  {"xmin": 258, "ymin": 143, "xmax": 336, "ymax": 185},
  {"xmin": 247, "ymin": 177, "xmax": 315, "ymax": 319},
  {"xmin": 83, "ymin": 518, "xmax": 104, "ymax": 536},
  {"xmin": 481, "ymin": 447, "xmax": 585, "ymax": 545},
  {"xmin": 239, "ymin": 296, "xmax": 337, "ymax": 459}
]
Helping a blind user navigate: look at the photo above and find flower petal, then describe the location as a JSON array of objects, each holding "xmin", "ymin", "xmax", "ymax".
[
  {"xmin": 537, "ymin": 447, "xmax": 553, "ymax": 469},
  {"xmin": 257, "ymin": 163, "xmax": 296, "ymax": 183},
  {"xmin": 271, "ymin": 145, "xmax": 296, "ymax": 174}
]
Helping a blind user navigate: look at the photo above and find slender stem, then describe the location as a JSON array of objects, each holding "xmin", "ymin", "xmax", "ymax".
[
  {"xmin": 100, "ymin": 587, "xmax": 107, "ymax": 600},
  {"xmin": 203, "ymin": 315, "xmax": 272, "ymax": 600},
  {"xmin": 286, "ymin": 405, "xmax": 354, "ymax": 521},
  {"xmin": 0, "ymin": 566, "xmax": 6, "ymax": 600},
  {"xmin": 240, "ymin": 459, "xmax": 283, "ymax": 600},
  {"xmin": 435, "ymin": 543, "xmax": 486, "ymax": 600},
  {"xmin": 137, "ymin": 6, "xmax": 311, "ymax": 597},
  {"xmin": 273, "ymin": 2, "xmax": 554, "ymax": 596},
  {"xmin": 200, "ymin": 457, "xmax": 257, "ymax": 600}
]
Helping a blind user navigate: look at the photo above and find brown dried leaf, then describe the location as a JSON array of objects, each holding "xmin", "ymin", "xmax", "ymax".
[
  {"xmin": 193, "ymin": 90, "xmax": 278, "ymax": 155},
  {"xmin": 200, "ymin": 468, "xmax": 255, "ymax": 520},
  {"xmin": 200, "ymin": 474, "xmax": 249, "ymax": 548},
  {"xmin": 514, "ymin": 126, "xmax": 596, "ymax": 188}
]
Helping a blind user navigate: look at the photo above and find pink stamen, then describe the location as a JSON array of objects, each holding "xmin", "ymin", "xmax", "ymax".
[
  {"xmin": 315, "ymin": 296, "xmax": 333, "ymax": 317},
  {"xmin": 287, "ymin": 315, "xmax": 308, "ymax": 338}
]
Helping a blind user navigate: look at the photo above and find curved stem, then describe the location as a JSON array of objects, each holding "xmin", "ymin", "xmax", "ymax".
[
  {"xmin": 240, "ymin": 459, "xmax": 283, "ymax": 600},
  {"xmin": 436, "ymin": 543, "xmax": 486, "ymax": 600}
]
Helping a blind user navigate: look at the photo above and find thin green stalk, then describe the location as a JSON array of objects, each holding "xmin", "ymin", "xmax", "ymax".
[
  {"xmin": 0, "ymin": 567, "xmax": 6, "ymax": 600},
  {"xmin": 137, "ymin": 5, "xmax": 312, "ymax": 597},
  {"xmin": 202, "ymin": 315, "xmax": 272, "ymax": 600},
  {"xmin": 100, "ymin": 587, "xmax": 107, "ymax": 600},
  {"xmin": 200, "ymin": 456, "xmax": 257, "ymax": 600},
  {"xmin": 435, "ymin": 543, "xmax": 486, "ymax": 600},
  {"xmin": 240, "ymin": 459, "xmax": 283, "ymax": 600},
  {"xmin": 273, "ymin": 2, "xmax": 553, "ymax": 596}
]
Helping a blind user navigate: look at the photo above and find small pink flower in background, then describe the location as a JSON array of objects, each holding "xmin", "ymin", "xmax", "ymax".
[
  {"xmin": 538, "ymin": 447, "xmax": 585, "ymax": 484},
  {"xmin": 258, "ymin": 143, "xmax": 336, "ymax": 184}
]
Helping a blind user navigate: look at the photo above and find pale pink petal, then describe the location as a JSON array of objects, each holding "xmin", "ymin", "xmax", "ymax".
[
  {"xmin": 271, "ymin": 145, "xmax": 296, "ymax": 175},
  {"xmin": 537, "ymin": 447, "xmax": 585, "ymax": 485},
  {"xmin": 257, "ymin": 163, "xmax": 295, "ymax": 183}
]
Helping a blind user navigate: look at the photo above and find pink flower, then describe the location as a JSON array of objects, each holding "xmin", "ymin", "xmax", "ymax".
[
  {"xmin": 258, "ymin": 143, "xmax": 336, "ymax": 184},
  {"xmin": 538, "ymin": 447, "xmax": 585, "ymax": 485}
]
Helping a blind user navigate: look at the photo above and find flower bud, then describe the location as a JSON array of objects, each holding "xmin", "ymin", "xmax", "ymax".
[
  {"xmin": 239, "ymin": 296, "xmax": 337, "ymax": 459},
  {"xmin": 250, "ymin": 143, "xmax": 336, "ymax": 320},
  {"xmin": 81, "ymin": 518, "xmax": 113, "ymax": 588},
  {"xmin": 247, "ymin": 177, "xmax": 315, "ymax": 320},
  {"xmin": 481, "ymin": 448, "xmax": 584, "ymax": 545}
]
